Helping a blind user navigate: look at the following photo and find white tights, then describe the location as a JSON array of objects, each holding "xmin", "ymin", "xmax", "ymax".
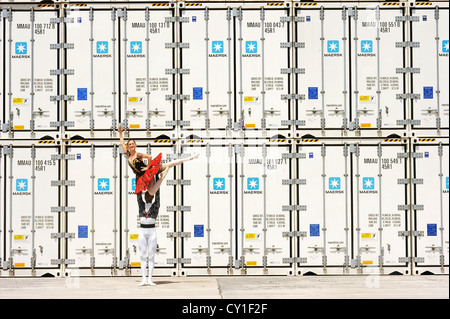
[{"xmin": 138, "ymin": 217, "xmax": 157, "ymax": 286}]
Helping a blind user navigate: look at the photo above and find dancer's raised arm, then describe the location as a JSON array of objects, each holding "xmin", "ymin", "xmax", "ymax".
[{"xmin": 118, "ymin": 124, "xmax": 128, "ymax": 155}]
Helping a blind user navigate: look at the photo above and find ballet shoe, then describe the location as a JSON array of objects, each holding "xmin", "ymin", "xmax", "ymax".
[
  {"xmin": 138, "ymin": 280, "xmax": 147, "ymax": 286},
  {"xmin": 147, "ymin": 281, "xmax": 156, "ymax": 286}
]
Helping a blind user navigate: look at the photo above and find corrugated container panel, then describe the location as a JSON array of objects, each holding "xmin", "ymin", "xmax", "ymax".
[
  {"xmin": 65, "ymin": 142, "xmax": 177, "ymax": 275},
  {"xmin": 410, "ymin": 4, "xmax": 449, "ymax": 130},
  {"xmin": 180, "ymin": 3, "xmax": 291, "ymax": 131},
  {"xmin": 412, "ymin": 140, "xmax": 449, "ymax": 274},
  {"xmin": 295, "ymin": 2, "xmax": 407, "ymax": 132},
  {"xmin": 2, "ymin": 144, "xmax": 60, "ymax": 275},
  {"xmin": 2, "ymin": 9, "xmax": 60, "ymax": 133},
  {"xmin": 180, "ymin": 139, "xmax": 294, "ymax": 275}
]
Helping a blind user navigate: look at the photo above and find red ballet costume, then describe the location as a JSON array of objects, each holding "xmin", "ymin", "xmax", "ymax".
[{"xmin": 128, "ymin": 153, "xmax": 162, "ymax": 194}]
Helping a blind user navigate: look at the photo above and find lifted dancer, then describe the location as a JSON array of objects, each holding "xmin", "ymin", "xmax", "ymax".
[{"xmin": 118, "ymin": 124, "xmax": 199, "ymax": 197}]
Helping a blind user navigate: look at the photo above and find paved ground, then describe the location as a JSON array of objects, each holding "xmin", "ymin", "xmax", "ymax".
[
  {"xmin": 0, "ymin": 275, "xmax": 447, "ymax": 299},
  {"xmin": 1, "ymin": 275, "xmax": 447, "ymax": 317}
]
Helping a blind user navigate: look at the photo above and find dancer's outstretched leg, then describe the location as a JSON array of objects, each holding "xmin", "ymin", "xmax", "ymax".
[{"xmin": 159, "ymin": 152, "xmax": 199, "ymax": 171}]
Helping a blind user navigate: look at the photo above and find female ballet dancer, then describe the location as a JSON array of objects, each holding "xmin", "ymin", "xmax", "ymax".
[
  {"xmin": 118, "ymin": 124, "xmax": 198, "ymax": 198},
  {"xmin": 118, "ymin": 124, "xmax": 198, "ymax": 285}
]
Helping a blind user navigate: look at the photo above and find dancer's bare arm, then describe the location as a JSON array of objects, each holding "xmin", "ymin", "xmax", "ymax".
[{"xmin": 118, "ymin": 124, "xmax": 127, "ymax": 154}]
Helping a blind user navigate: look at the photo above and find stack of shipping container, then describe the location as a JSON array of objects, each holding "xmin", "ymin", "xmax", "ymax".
[{"xmin": 0, "ymin": 0, "xmax": 448, "ymax": 278}]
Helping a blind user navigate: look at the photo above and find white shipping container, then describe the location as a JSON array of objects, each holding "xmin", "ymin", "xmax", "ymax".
[
  {"xmin": 180, "ymin": 4, "xmax": 291, "ymax": 131},
  {"xmin": 2, "ymin": 145, "xmax": 60, "ymax": 274},
  {"xmin": 411, "ymin": 5, "xmax": 449, "ymax": 130},
  {"xmin": 296, "ymin": 4, "xmax": 406, "ymax": 131},
  {"xmin": 293, "ymin": 141, "xmax": 410, "ymax": 274},
  {"xmin": 65, "ymin": 142, "xmax": 177, "ymax": 274},
  {"xmin": 296, "ymin": 143, "xmax": 351, "ymax": 269},
  {"xmin": 65, "ymin": 6, "xmax": 175, "ymax": 132},
  {"xmin": 351, "ymin": 143, "xmax": 408, "ymax": 270},
  {"xmin": 65, "ymin": 9, "xmax": 120, "ymax": 131},
  {"xmin": 2, "ymin": 9, "xmax": 59, "ymax": 132},
  {"xmin": 181, "ymin": 141, "xmax": 293, "ymax": 274},
  {"xmin": 124, "ymin": 144, "xmax": 177, "ymax": 273},
  {"xmin": 413, "ymin": 142, "xmax": 449, "ymax": 273},
  {"xmin": 119, "ymin": 8, "xmax": 175, "ymax": 131}
]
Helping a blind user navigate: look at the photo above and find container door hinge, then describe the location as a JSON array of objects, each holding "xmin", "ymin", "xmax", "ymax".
[
  {"xmin": 51, "ymin": 206, "xmax": 76, "ymax": 213},
  {"xmin": 282, "ymin": 257, "xmax": 307, "ymax": 264},
  {"xmin": 51, "ymin": 180, "xmax": 76, "ymax": 186},
  {"xmin": 280, "ymin": 16, "xmax": 305, "ymax": 23},
  {"xmin": 50, "ymin": 43, "xmax": 75, "ymax": 50},
  {"xmin": 167, "ymin": 232, "xmax": 191, "ymax": 238},
  {"xmin": 51, "ymin": 154, "xmax": 76, "ymax": 160},
  {"xmin": 282, "ymin": 179, "xmax": 307, "ymax": 185},
  {"xmin": 398, "ymin": 231, "xmax": 424, "ymax": 237},
  {"xmin": 397, "ymin": 178, "xmax": 423, "ymax": 185},
  {"xmin": 395, "ymin": 16, "xmax": 420, "ymax": 22},
  {"xmin": 398, "ymin": 204, "xmax": 424, "ymax": 211},
  {"xmin": 51, "ymin": 232, "xmax": 75, "ymax": 239},
  {"xmin": 167, "ymin": 206, "xmax": 191, "ymax": 212},
  {"xmin": 281, "ymin": 94, "xmax": 305, "ymax": 100},
  {"xmin": 165, "ymin": 68, "xmax": 190, "ymax": 75},
  {"xmin": 282, "ymin": 231, "xmax": 307, "ymax": 238},
  {"xmin": 397, "ymin": 152, "xmax": 423, "ymax": 159},
  {"xmin": 281, "ymin": 120, "xmax": 306, "ymax": 126},
  {"xmin": 50, "ymin": 95, "xmax": 75, "ymax": 102},
  {"xmin": 282, "ymin": 153, "xmax": 306, "ymax": 159},
  {"xmin": 282, "ymin": 205, "xmax": 307, "ymax": 211},
  {"xmin": 50, "ymin": 121, "xmax": 75, "ymax": 128},
  {"xmin": 281, "ymin": 68, "xmax": 305, "ymax": 74},
  {"xmin": 165, "ymin": 42, "xmax": 190, "ymax": 49},
  {"xmin": 398, "ymin": 257, "xmax": 424, "ymax": 263},
  {"xmin": 165, "ymin": 16, "xmax": 189, "ymax": 23},
  {"xmin": 167, "ymin": 258, "xmax": 191, "ymax": 264},
  {"xmin": 395, "ymin": 41, "xmax": 420, "ymax": 48},
  {"xmin": 280, "ymin": 42, "xmax": 305, "ymax": 48},
  {"xmin": 165, "ymin": 120, "xmax": 190, "ymax": 126},
  {"xmin": 50, "ymin": 69, "xmax": 75, "ymax": 75},
  {"xmin": 50, "ymin": 17, "xmax": 74, "ymax": 24},
  {"xmin": 396, "ymin": 119, "xmax": 421, "ymax": 125},
  {"xmin": 51, "ymin": 259, "xmax": 76, "ymax": 265},
  {"xmin": 166, "ymin": 179, "xmax": 191, "ymax": 186}
]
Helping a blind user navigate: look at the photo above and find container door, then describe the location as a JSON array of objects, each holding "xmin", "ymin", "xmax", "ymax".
[
  {"xmin": 4, "ymin": 145, "xmax": 60, "ymax": 273},
  {"xmin": 66, "ymin": 145, "xmax": 120, "ymax": 271},
  {"xmin": 352, "ymin": 143, "xmax": 408, "ymax": 271},
  {"xmin": 180, "ymin": 8, "xmax": 234, "ymax": 130},
  {"xmin": 181, "ymin": 143, "xmax": 235, "ymax": 272},
  {"xmin": 237, "ymin": 8, "xmax": 290, "ymax": 131},
  {"xmin": 296, "ymin": 7, "xmax": 350, "ymax": 130},
  {"xmin": 3, "ymin": 9, "xmax": 59, "ymax": 132},
  {"xmin": 349, "ymin": 6, "xmax": 405, "ymax": 131},
  {"xmin": 411, "ymin": 5, "xmax": 449, "ymax": 130},
  {"xmin": 413, "ymin": 142, "xmax": 449, "ymax": 272},
  {"xmin": 236, "ymin": 143, "xmax": 293, "ymax": 273},
  {"xmin": 123, "ymin": 144, "xmax": 177, "ymax": 274},
  {"xmin": 296, "ymin": 143, "xmax": 351, "ymax": 270},
  {"xmin": 1, "ymin": 11, "xmax": 4, "ymax": 131},
  {"xmin": 65, "ymin": 8, "xmax": 119, "ymax": 131},
  {"xmin": 119, "ymin": 8, "xmax": 175, "ymax": 131}
]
